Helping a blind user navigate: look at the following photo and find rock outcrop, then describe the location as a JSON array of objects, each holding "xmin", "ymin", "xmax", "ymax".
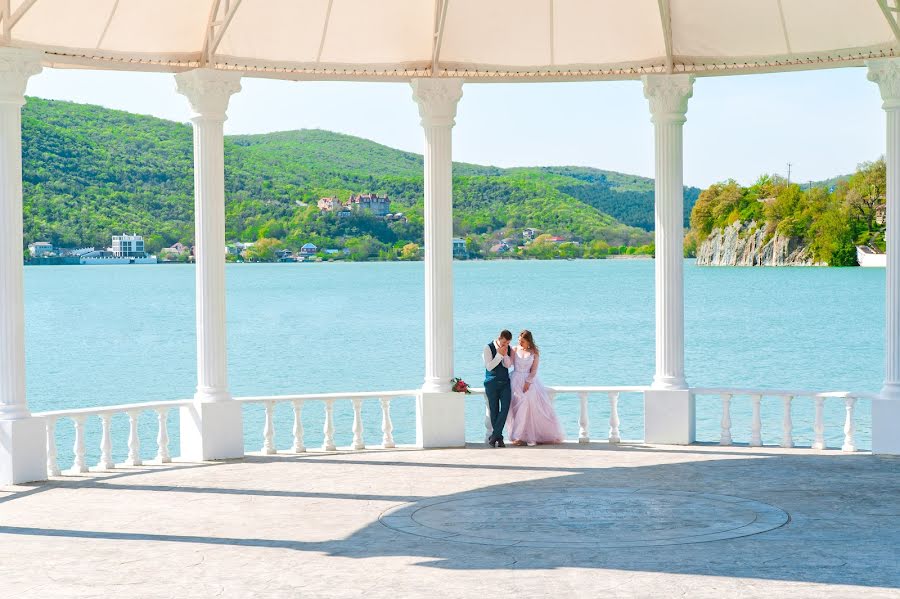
[{"xmin": 695, "ymin": 220, "xmax": 821, "ymax": 266}]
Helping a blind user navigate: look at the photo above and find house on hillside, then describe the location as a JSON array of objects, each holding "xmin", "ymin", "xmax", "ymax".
[
  {"xmin": 300, "ymin": 243, "xmax": 318, "ymax": 257},
  {"xmin": 28, "ymin": 242, "xmax": 53, "ymax": 257},
  {"xmin": 452, "ymin": 238, "xmax": 467, "ymax": 258},
  {"xmin": 348, "ymin": 193, "xmax": 390, "ymax": 217},
  {"xmin": 317, "ymin": 197, "xmax": 343, "ymax": 211}
]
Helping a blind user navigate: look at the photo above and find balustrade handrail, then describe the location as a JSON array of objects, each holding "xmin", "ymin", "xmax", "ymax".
[
  {"xmin": 34, "ymin": 398, "xmax": 192, "ymax": 418},
  {"xmin": 234, "ymin": 389, "xmax": 419, "ymax": 404},
  {"xmin": 469, "ymin": 385, "xmax": 648, "ymax": 395},
  {"xmin": 692, "ymin": 387, "xmax": 880, "ymax": 400}
]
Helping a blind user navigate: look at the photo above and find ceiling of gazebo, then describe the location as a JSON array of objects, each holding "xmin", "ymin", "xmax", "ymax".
[{"xmin": 2, "ymin": 0, "xmax": 899, "ymax": 81}]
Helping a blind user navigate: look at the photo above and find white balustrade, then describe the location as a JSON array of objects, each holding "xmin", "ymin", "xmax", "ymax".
[
  {"xmin": 578, "ymin": 393, "xmax": 589, "ymax": 443},
  {"xmin": 322, "ymin": 399, "xmax": 336, "ymax": 451},
  {"xmin": 608, "ymin": 392, "xmax": 621, "ymax": 444},
  {"xmin": 719, "ymin": 393, "xmax": 732, "ymax": 445},
  {"xmin": 842, "ymin": 397, "xmax": 857, "ymax": 452},
  {"xmin": 291, "ymin": 400, "xmax": 305, "ymax": 453},
  {"xmin": 380, "ymin": 397, "xmax": 395, "ymax": 448},
  {"xmin": 483, "ymin": 396, "xmax": 492, "ymax": 443},
  {"xmin": 351, "ymin": 398, "xmax": 365, "ymax": 450},
  {"xmin": 125, "ymin": 410, "xmax": 142, "ymax": 466},
  {"xmin": 46, "ymin": 416, "xmax": 60, "ymax": 477},
  {"xmin": 70, "ymin": 415, "xmax": 88, "ymax": 474},
  {"xmin": 155, "ymin": 408, "xmax": 171, "ymax": 463},
  {"xmin": 781, "ymin": 395, "xmax": 794, "ymax": 448},
  {"xmin": 262, "ymin": 400, "xmax": 276, "ymax": 455},
  {"xmin": 813, "ymin": 397, "xmax": 826, "ymax": 450},
  {"xmin": 98, "ymin": 413, "xmax": 114, "ymax": 470},
  {"xmin": 750, "ymin": 394, "xmax": 763, "ymax": 447}
]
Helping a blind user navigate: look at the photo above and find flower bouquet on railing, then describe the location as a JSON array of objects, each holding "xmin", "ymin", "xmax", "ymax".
[{"xmin": 451, "ymin": 377, "xmax": 471, "ymax": 394}]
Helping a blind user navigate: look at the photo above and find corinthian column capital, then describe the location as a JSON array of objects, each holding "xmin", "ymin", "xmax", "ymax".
[
  {"xmin": 0, "ymin": 48, "xmax": 43, "ymax": 105},
  {"xmin": 175, "ymin": 68, "xmax": 242, "ymax": 120},
  {"xmin": 867, "ymin": 58, "xmax": 900, "ymax": 110},
  {"xmin": 642, "ymin": 74, "xmax": 694, "ymax": 124},
  {"xmin": 410, "ymin": 78, "xmax": 463, "ymax": 128}
]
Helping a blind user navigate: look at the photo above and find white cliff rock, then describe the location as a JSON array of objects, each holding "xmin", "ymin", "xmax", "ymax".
[{"xmin": 696, "ymin": 220, "xmax": 821, "ymax": 266}]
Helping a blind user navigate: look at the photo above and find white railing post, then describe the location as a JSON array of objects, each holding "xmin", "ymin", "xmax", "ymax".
[
  {"xmin": 262, "ymin": 401, "xmax": 276, "ymax": 455},
  {"xmin": 608, "ymin": 392, "xmax": 621, "ymax": 444},
  {"xmin": 71, "ymin": 415, "xmax": 88, "ymax": 474},
  {"xmin": 380, "ymin": 397, "xmax": 395, "ymax": 449},
  {"xmin": 352, "ymin": 398, "xmax": 365, "ymax": 450},
  {"xmin": 578, "ymin": 392, "xmax": 590, "ymax": 443},
  {"xmin": 98, "ymin": 413, "xmax": 114, "ymax": 470},
  {"xmin": 155, "ymin": 408, "xmax": 171, "ymax": 463},
  {"xmin": 842, "ymin": 397, "xmax": 857, "ymax": 452},
  {"xmin": 750, "ymin": 394, "xmax": 763, "ymax": 447},
  {"xmin": 125, "ymin": 410, "xmax": 142, "ymax": 466},
  {"xmin": 291, "ymin": 400, "xmax": 305, "ymax": 453},
  {"xmin": 781, "ymin": 395, "xmax": 794, "ymax": 448},
  {"xmin": 323, "ymin": 399, "xmax": 336, "ymax": 451},
  {"xmin": 46, "ymin": 416, "xmax": 60, "ymax": 477},
  {"xmin": 719, "ymin": 393, "xmax": 732, "ymax": 445},
  {"xmin": 813, "ymin": 397, "xmax": 826, "ymax": 450}
]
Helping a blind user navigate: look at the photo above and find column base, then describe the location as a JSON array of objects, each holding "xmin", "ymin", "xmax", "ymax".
[
  {"xmin": 0, "ymin": 417, "xmax": 47, "ymax": 485},
  {"xmin": 416, "ymin": 391, "xmax": 466, "ymax": 448},
  {"xmin": 872, "ymin": 398, "xmax": 900, "ymax": 454},
  {"xmin": 179, "ymin": 401, "xmax": 244, "ymax": 461},
  {"xmin": 644, "ymin": 389, "xmax": 695, "ymax": 445}
]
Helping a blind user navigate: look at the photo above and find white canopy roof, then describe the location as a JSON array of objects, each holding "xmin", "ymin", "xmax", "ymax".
[{"xmin": 3, "ymin": 0, "xmax": 898, "ymax": 81}]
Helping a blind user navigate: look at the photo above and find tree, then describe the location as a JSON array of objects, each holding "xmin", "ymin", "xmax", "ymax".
[
  {"xmin": 400, "ymin": 242, "xmax": 421, "ymax": 261},
  {"xmin": 245, "ymin": 237, "xmax": 282, "ymax": 262}
]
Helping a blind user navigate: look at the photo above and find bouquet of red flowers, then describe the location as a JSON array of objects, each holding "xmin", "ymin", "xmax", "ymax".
[{"xmin": 451, "ymin": 377, "xmax": 471, "ymax": 394}]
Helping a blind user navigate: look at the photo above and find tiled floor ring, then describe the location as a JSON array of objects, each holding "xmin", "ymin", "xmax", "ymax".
[{"xmin": 379, "ymin": 487, "xmax": 789, "ymax": 548}]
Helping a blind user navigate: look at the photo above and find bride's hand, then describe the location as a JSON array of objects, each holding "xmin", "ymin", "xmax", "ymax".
[{"xmin": 523, "ymin": 382, "xmax": 531, "ymax": 392}]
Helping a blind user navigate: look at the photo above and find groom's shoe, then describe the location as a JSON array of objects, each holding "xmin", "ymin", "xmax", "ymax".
[
  {"xmin": 487, "ymin": 436, "xmax": 497, "ymax": 448},
  {"xmin": 496, "ymin": 438, "xmax": 506, "ymax": 448}
]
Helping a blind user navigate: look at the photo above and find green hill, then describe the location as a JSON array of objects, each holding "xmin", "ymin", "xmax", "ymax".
[{"xmin": 21, "ymin": 97, "xmax": 699, "ymax": 259}]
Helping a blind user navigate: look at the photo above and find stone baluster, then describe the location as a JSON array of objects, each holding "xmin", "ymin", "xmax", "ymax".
[
  {"xmin": 842, "ymin": 397, "xmax": 857, "ymax": 452},
  {"xmin": 351, "ymin": 398, "xmax": 365, "ymax": 450},
  {"xmin": 380, "ymin": 397, "xmax": 395, "ymax": 449},
  {"xmin": 323, "ymin": 400, "xmax": 336, "ymax": 451},
  {"xmin": 45, "ymin": 416, "xmax": 60, "ymax": 477},
  {"xmin": 125, "ymin": 410, "xmax": 142, "ymax": 466},
  {"xmin": 750, "ymin": 394, "xmax": 763, "ymax": 446},
  {"xmin": 262, "ymin": 401, "xmax": 276, "ymax": 454},
  {"xmin": 71, "ymin": 415, "xmax": 88, "ymax": 473},
  {"xmin": 719, "ymin": 393, "xmax": 733, "ymax": 445},
  {"xmin": 813, "ymin": 397, "xmax": 826, "ymax": 450},
  {"xmin": 155, "ymin": 408, "xmax": 171, "ymax": 463},
  {"xmin": 608, "ymin": 392, "xmax": 621, "ymax": 443},
  {"xmin": 291, "ymin": 400, "xmax": 305, "ymax": 453},
  {"xmin": 98, "ymin": 413, "xmax": 114, "ymax": 470},
  {"xmin": 781, "ymin": 396, "xmax": 794, "ymax": 448},
  {"xmin": 577, "ymin": 392, "xmax": 590, "ymax": 443}
]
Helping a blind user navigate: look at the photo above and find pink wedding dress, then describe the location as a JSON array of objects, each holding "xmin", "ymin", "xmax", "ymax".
[{"xmin": 507, "ymin": 347, "xmax": 565, "ymax": 445}]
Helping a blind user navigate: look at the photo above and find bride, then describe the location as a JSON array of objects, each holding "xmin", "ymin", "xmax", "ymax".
[{"xmin": 507, "ymin": 330, "xmax": 566, "ymax": 446}]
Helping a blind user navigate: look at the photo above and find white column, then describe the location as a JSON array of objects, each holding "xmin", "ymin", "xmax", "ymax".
[
  {"xmin": 0, "ymin": 49, "xmax": 46, "ymax": 485},
  {"xmin": 175, "ymin": 69, "xmax": 244, "ymax": 461},
  {"xmin": 641, "ymin": 74, "xmax": 695, "ymax": 445},
  {"xmin": 867, "ymin": 59, "xmax": 900, "ymax": 454},
  {"xmin": 411, "ymin": 78, "xmax": 466, "ymax": 448}
]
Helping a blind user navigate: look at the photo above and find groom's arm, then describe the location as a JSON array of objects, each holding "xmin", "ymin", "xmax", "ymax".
[{"xmin": 483, "ymin": 345, "xmax": 502, "ymax": 370}]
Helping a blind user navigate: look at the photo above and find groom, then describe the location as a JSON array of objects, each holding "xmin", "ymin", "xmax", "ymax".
[{"xmin": 483, "ymin": 329, "xmax": 513, "ymax": 448}]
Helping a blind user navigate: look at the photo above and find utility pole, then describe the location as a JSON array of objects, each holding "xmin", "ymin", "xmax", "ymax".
[{"xmin": 786, "ymin": 162, "xmax": 792, "ymax": 186}]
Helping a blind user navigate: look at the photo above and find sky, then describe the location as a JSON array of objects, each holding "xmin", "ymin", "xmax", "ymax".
[{"xmin": 26, "ymin": 66, "xmax": 887, "ymax": 189}]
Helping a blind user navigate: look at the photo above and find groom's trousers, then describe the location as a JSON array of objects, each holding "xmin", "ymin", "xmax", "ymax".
[{"xmin": 485, "ymin": 380, "xmax": 512, "ymax": 441}]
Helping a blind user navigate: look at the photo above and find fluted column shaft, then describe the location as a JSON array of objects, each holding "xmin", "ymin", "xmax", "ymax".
[
  {"xmin": 0, "ymin": 50, "xmax": 41, "ymax": 420},
  {"xmin": 176, "ymin": 70, "xmax": 241, "ymax": 403},
  {"xmin": 643, "ymin": 74, "xmax": 693, "ymax": 390},
  {"xmin": 411, "ymin": 78, "xmax": 463, "ymax": 394}
]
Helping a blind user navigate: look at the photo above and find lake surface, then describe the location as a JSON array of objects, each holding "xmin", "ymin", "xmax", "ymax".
[{"xmin": 24, "ymin": 259, "xmax": 882, "ymax": 466}]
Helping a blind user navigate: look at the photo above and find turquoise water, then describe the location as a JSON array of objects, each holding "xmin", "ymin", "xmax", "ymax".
[{"xmin": 24, "ymin": 260, "xmax": 882, "ymax": 467}]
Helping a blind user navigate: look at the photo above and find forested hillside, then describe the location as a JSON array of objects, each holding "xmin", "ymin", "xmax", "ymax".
[{"xmin": 22, "ymin": 97, "xmax": 698, "ymax": 260}]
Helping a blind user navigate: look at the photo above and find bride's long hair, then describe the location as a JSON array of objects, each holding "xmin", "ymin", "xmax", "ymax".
[{"xmin": 519, "ymin": 330, "xmax": 539, "ymax": 354}]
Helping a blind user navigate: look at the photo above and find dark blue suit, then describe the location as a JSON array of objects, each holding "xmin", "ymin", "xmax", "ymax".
[{"xmin": 484, "ymin": 341, "xmax": 512, "ymax": 442}]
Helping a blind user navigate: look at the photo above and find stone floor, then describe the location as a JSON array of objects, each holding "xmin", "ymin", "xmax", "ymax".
[{"xmin": 0, "ymin": 443, "xmax": 898, "ymax": 598}]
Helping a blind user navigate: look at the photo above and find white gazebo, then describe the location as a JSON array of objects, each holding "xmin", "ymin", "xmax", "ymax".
[{"xmin": 2, "ymin": 1, "xmax": 900, "ymax": 484}]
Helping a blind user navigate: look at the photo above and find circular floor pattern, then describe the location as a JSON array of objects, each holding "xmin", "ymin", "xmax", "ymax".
[{"xmin": 379, "ymin": 488, "xmax": 789, "ymax": 548}]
